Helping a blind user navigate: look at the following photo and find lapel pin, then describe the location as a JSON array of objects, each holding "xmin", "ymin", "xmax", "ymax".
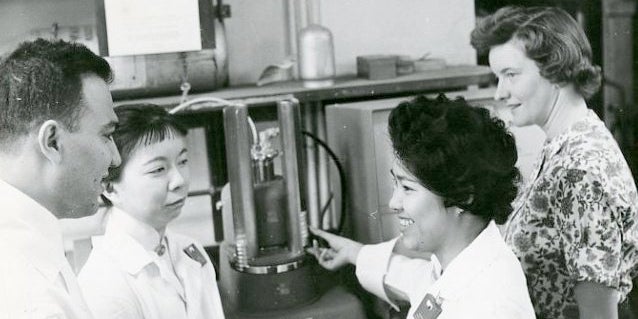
[{"xmin": 183, "ymin": 244, "xmax": 207, "ymax": 267}]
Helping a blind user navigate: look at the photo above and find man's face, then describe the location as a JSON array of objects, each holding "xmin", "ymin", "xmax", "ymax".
[{"xmin": 58, "ymin": 74, "xmax": 121, "ymax": 218}]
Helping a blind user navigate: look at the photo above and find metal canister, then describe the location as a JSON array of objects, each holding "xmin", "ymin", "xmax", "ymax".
[{"xmin": 297, "ymin": 24, "xmax": 335, "ymax": 88}]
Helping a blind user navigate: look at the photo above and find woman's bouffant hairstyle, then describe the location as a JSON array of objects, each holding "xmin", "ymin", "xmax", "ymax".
[
  {"xmin": 388, "ymin": 94, "xmax": 520, "ymax": 224},
  {"xmin": 471, "ymin": 6, "xmax": 601, "ymax": 99},
  {"xmin": 101, "ymin": 103, "xmax": 187, "ymax": 206}
]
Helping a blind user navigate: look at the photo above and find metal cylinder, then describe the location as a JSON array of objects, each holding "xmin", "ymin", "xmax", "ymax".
[
  {"xmin": 253, "ymin": 158, "xmax": 275, "ymax": 183},
  {"xmin": 277, "ymin": 100, "xmax": 305, "ymax": 257},
  {"xmin": 223, "ymin": 105, "xmax": 258, "ymax": 265},
  {"xmin": 297, "ymin": 24, "xmax": 335, "ymax": 88},
  {"xmin": 254, "ymin": 176, "xmax": 289, "ymax": 249}
]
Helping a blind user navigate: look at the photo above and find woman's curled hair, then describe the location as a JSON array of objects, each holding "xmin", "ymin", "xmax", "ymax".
[
  {"xmin": 471, "ymin": 6, "xmax": 601, "ymax": 98},
  {"xmin": 388, "ymin": 94, "xmax": 520, "ymax": 224}
]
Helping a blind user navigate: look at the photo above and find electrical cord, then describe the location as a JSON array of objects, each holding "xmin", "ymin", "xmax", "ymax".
[
  {"xmin": 302, "ymin": 131, "xmax": 347, "ymax": 235},
  {"xmin": 169, "ymin": 97, "xmax": 258, "ymax": 143},
  {"xmin": 319, "ymin": 192, "xmax": 334, "ymax": 226}
]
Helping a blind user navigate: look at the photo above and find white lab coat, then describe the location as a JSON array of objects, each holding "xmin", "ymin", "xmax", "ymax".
[
  {"xmin": 0, "ymin": 178, "xmax": 94, "ymax": 319},
  {"xmin": 356, "ymin": 221, "xmax": 536, "ymax": 319},
  {"xmin": 78, "ymin": 209, "xmax": 225, "ymax": 319}
]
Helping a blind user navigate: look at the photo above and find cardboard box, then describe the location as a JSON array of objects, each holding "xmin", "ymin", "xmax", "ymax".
[{"xmin": 356, "ymin": 55, "xmax": 398, "ymax": 80}]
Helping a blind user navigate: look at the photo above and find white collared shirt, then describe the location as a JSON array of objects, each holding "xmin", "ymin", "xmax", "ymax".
[
  {"xmin": 356, "ymin": 221, "xmax": 536, "ymax": 319},
  {"xmin": 78, "ymin": 208, "xmax": 225, "ymax": 319},
  {"xmin": 0, "ymin": 178, "xmax": 94, "ymax": 319}
]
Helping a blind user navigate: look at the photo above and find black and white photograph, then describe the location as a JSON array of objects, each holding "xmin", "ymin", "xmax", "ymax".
[{"xmin": 0, "ymin": 1, "xmax": 637, "ymax": 318}]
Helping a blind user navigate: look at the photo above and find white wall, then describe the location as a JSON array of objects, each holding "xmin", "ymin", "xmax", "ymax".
[
  {"xmin": 0, "ymin": 0, "xmax": 478, "ymax": 85},
  {"xmin": 224, "ymin": 0, "xmax": 478, "ymax": 84},
  {"xmin": 0, "ymin": 0, "xmax": 95, "ymax": 53},
  {"xmin": 320, "ymin": 0, "xmax": 477, "ymax": 75},
  {"xmin": 224, "ymin": 0, "xmax": 289, "ymax": 85}
]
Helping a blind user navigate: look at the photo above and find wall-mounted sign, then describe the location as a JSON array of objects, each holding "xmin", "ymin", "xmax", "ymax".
[{"xmin": 95, "ymin": 0, "xmax": 215, "ymax": 56}]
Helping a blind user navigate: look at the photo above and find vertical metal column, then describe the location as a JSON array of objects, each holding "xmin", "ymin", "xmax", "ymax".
[
  {"xmin": 292, "ymin": 99, "xmax": 309, "ymax": 247},
  {"xmin": 303, "ymin": 104, "xmax": 320, "ymax": 229},
  {"xmin": 304, "ymin": 102, "xmax": 332, "ymax": 230},
  {"xmin": 223, "ymin": 105, "xmax": 258, "ymax": 264},
  {"xmin": 278, "ymin": 100, "xmax": 304, "ymax": 256},
  {"xmin": 313, "ymin": 103, "xmax": 332, "ymax": 230}
]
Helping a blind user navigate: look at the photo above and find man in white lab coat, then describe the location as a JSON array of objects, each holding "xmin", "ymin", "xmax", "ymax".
[{"xmin": 0, "ymin": 38, "xmax": 121, "ymax": 319}]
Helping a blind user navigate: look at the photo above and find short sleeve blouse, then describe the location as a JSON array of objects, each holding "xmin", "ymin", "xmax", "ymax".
[{"xmin": 504, "ymin": 111, "xmax": 638, "ymax": 319}]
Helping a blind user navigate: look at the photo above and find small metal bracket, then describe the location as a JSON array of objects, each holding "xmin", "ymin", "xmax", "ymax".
[{"xmin": 215, "ymin": 4, "xmax": 231, "ymax": 18}]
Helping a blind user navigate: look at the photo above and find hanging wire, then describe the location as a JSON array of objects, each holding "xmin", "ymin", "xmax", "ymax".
[
  {"xmin": 169, "ymin": 97, "xmax": 258, "ymax": 144},
  {"xmin": 178, "ymin": 52, "xmax": 191, "ymax": 105},
  {"xmin": 302, "ymin": 130, "xmax": 347, "ymax": 235}
]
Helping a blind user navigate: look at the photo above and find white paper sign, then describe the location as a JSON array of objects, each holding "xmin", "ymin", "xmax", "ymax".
[{"xmin": 104, "ymin": 0, "xmax": 202, "ymax": 56}]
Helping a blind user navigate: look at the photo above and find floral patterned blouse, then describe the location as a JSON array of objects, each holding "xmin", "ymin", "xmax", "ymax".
[{"xmin": 504, "ymin": 110, "xmax": 638, "ymax": 319}]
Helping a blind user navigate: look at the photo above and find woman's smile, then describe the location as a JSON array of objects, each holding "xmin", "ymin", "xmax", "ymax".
[
  {"xmin": 398, "ymin": 216, "xmax": 415, "ymax": 230},
  {"xmin": 166, "ymin": 198, "xmax": 186, "ymax": 208}
]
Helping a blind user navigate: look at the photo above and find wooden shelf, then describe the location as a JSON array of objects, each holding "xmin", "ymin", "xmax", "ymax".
[{"xmin": 115, "ymin": 65, "xmax": 494, "ymax": 112}]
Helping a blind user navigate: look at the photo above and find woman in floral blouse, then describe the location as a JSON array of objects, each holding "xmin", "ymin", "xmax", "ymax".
[{"xmin": 471, "ymin": 6, "xmax": 638, "ymax": 319}]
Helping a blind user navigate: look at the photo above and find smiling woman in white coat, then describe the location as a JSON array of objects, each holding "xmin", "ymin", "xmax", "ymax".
[
  {"xmin": 78, "ymin": 103, "xmax": 225, "ymax": 319},
  {"xmin": 310, "ymin": 94, "xmax": 535, "ymax": 319}
]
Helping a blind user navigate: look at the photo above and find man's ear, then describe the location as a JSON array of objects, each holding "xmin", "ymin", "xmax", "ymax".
[
  {"xmin": 37, "ymin": 120, "xmax": 63, "ymax": 163},
  {"xmin": 102, "ymin": 181, "xmax": 119, "ymax": 205}
]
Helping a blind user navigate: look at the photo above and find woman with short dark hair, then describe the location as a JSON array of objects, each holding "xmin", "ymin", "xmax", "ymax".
[
  {"xmin": 310, "ymin": 94, "xmax": 535, "ymax": 319},
  {"xmin": 471, "ymin": 6, "xmax": 638, "ymax": 319},
  {"xmin": 78, "ymin": 104, "xmax": 225, "ymax": 319}
]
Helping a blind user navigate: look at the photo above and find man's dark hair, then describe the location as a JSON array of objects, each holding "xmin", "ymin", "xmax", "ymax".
[
  {"xmin": 388, "ymin": 94, "xmax": 520, "ymax": 224},
  {"xmin": 0, "ymin": 38, "xmax": 112, "ymax": 146}
]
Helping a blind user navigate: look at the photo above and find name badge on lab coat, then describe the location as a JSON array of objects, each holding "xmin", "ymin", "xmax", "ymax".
[
  {"xmin": 414, "ymin": 293, "xmax": 442, "ymax": 319},
  {"xmin": 184, "ymin": 244, "xmax": 207, "ymax": 266}
]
